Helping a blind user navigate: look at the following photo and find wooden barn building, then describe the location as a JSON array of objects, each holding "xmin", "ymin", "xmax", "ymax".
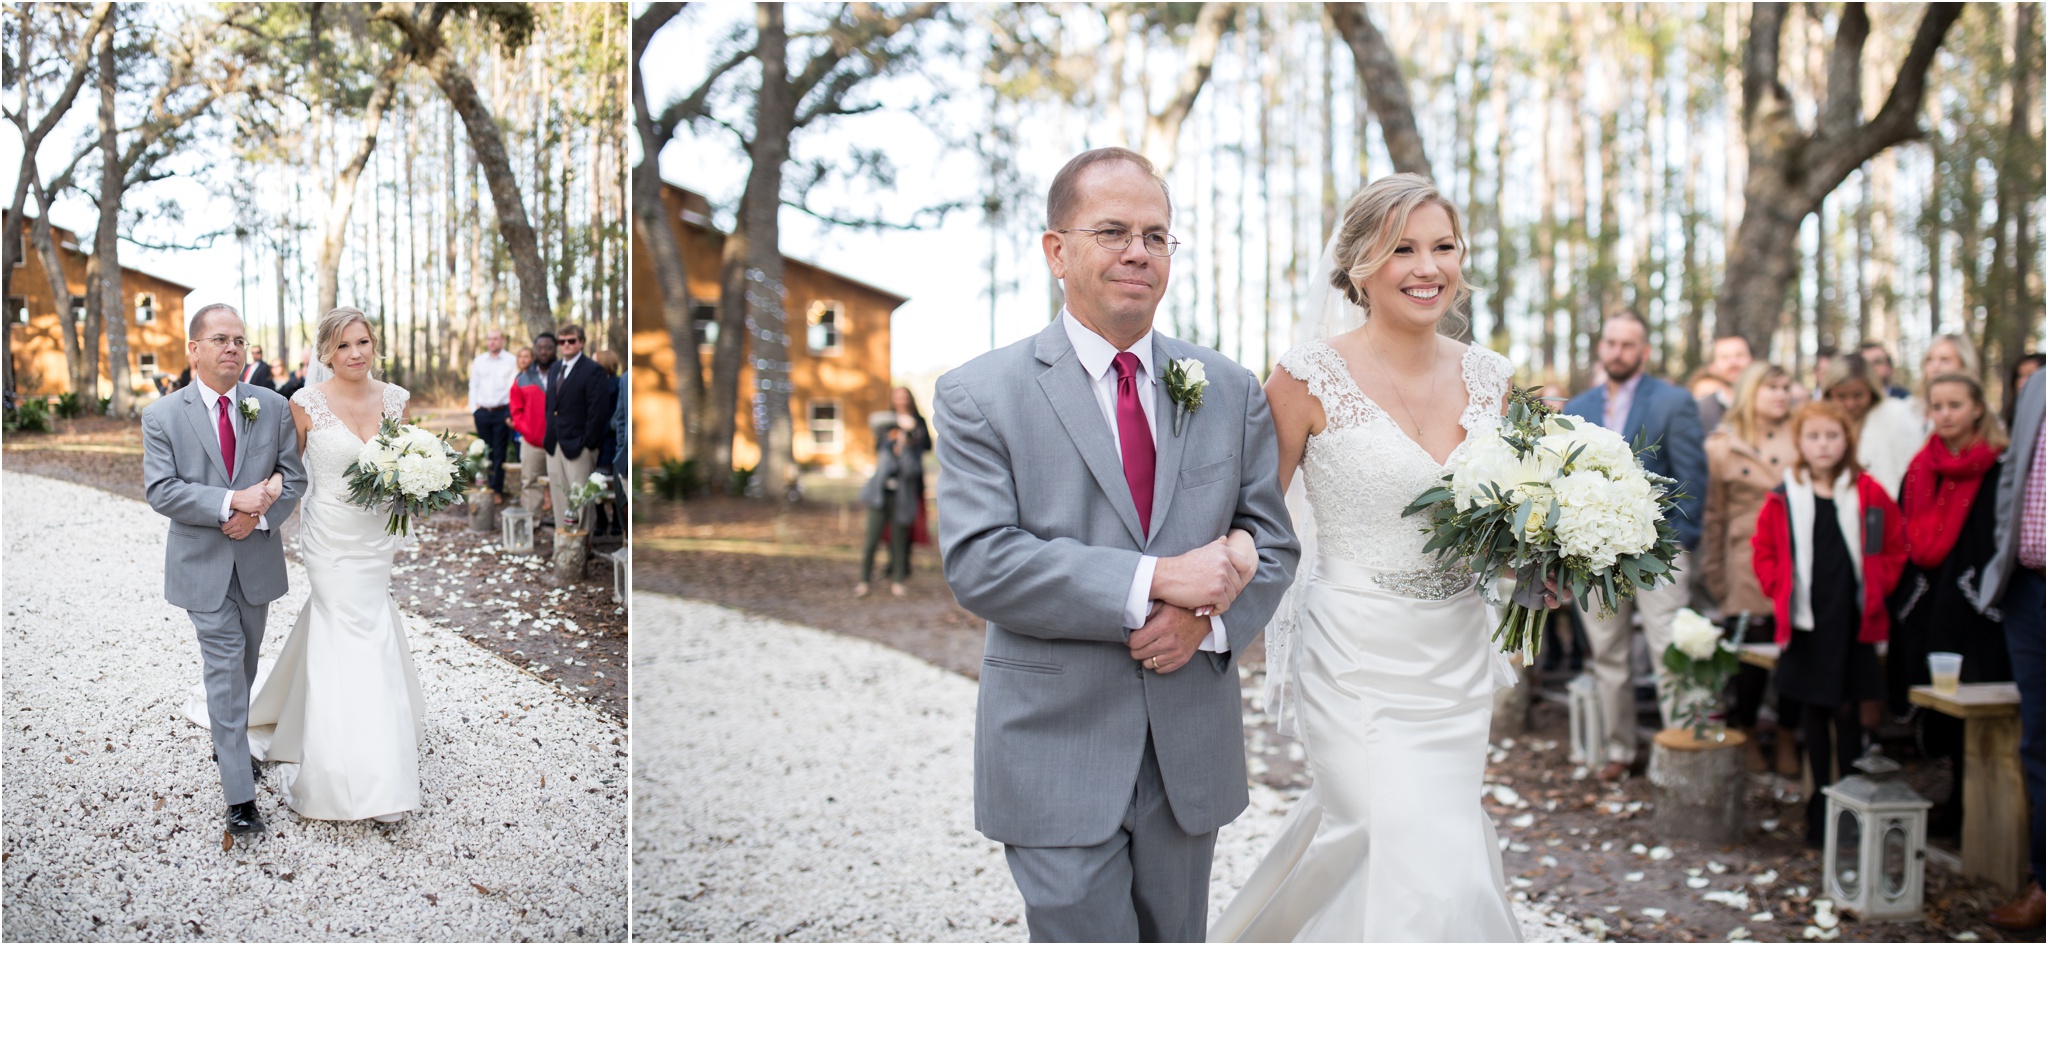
[
  {"xmin": 7, "ymin": 215, "xmax": 193, "ymax": 400},
  {"xmin": 630, "ymin": 183, "xmax": 907, "ymax": 477}
]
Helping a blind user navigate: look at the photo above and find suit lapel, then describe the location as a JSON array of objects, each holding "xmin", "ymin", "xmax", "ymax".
[
  {"xmin": 183, "ymin": 384, "xmax": 231, "ymax": 485},
  {"xmin": 1034, "ymin": 324, "xmax": 1148, "ymax": 546},
  {"xmin": 1144, "ymin": 337, "xmax": 1191, "ymax": 545}
]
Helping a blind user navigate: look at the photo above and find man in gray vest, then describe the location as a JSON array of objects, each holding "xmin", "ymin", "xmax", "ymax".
[
  {"xmin": 141, "ymin": 303, "xmax": 305, "ymax": 836},
  {"xmin": 935, "ymin": 148, "xmax": 1298, "ymax": 941}
]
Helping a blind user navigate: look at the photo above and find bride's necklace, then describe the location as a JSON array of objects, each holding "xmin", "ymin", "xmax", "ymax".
[
  {"xmin": 326, "ymin": 383, "xmax": 382, "ymax": 437},
  {"xmin": 1365, "ymin": 332, "xmax": 1440, "ymax": 440}
]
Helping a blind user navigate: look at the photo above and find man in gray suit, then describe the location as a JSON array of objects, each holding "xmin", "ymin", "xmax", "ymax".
[
  {"xmin": 1976, "ymin": 369, "xmax": 2043, "ymax": 930},
  {"xmin": 141, "ymin": 304, "xmax": 305, "ymax": 836},
  {"xmin": 935, "ymin": 148, "xmax": 1299, "ymax": 942}
]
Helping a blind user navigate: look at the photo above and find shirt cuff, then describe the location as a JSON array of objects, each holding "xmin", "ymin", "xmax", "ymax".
[
  {"xmin": 1199, "ymin": 615, "xmax": 1229, "ymax": 653},
  {"xmin": 219, "ymin": 490, "xmax": 235, "ymax": 523},
  {"xmin": 1124, "ymin": 555, "xmax": 1158, "ymax": 630}
]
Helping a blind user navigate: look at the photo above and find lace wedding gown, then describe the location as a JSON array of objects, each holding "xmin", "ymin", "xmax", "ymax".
[
  {"xmin": 1210, "ymin": 340, "xmax": 1522, "ymax": 942},
  {"xmin": 187, "ymin": 382, "xmax": 426, "ymax": 821}
]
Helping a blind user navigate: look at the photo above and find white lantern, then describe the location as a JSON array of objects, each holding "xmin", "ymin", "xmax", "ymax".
[
  {"xmin": 1821, "ymin": 754, "xmax": 1932, "ymax": 922},
  {"xmin": 500, "ymin": 507, "xmax": 534, "ymax": 555},
  {"xmin": 608, "ymin": 547, "xmax": 627, "ymax": 604}
]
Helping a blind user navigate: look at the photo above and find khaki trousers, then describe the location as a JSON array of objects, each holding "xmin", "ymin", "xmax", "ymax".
[
  {"xmin": 545, "ymin": 445, "xmax": 595, "ymax": 532},
  {"xmin": 1579, "ymin": 550, "xmax": 1694, "ymax": 765},
  {"xmin": 519, "ymin": 440, "xmax": 548, "ymax": 519}
]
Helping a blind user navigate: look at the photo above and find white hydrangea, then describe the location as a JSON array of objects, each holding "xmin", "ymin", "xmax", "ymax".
[
  {"xmin": 466, "ymin": 438, "xmax": 488, "ymax": 457},
  {"xmin": 357, "ymin": 441, "xmax": 401, "ymax": 474},
  {"xmin": 399, "ymin": 426, "xmax": 444, "ymax": 455},
  {"xmin": 1538, "ymin": 415, "xmax": 1638, "ymax": 478},
  {"xmin": 1551, "ymin": 467, "xmax": 1660, "ymax": 569},
  {"xmin": 1670, "ymin": 608, "xmax": 1725, "ymax": 661},
  {"xmin": 394, "ymin": 452, "xmax": 454, "ymax": 498},
  {"xmin": 1452, "ymin": 429, "xmax": 1560, "ymax": 510}
]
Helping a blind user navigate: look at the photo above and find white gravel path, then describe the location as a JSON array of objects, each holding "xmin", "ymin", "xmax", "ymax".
[
  {"xmin": 634, "ymin": 593, "xmax": 1586, "ymax": 942},
  {"xmin": 2, "ymin": 472, "xmax": 627, "ymax": 942}
]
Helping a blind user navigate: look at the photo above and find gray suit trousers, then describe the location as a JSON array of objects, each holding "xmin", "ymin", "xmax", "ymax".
[
  {"xmin": 1003, "ymin": 732, "xmax": 1216, "ymax": 942},
  {"xmin": 190, "ymin": 572, "xmax": 267, "ymax": 805}
]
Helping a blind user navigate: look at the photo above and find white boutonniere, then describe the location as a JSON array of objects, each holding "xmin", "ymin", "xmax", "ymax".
[
  {"xmin": 1163, "ymin": 358, "xmax": 1206, "ymax": 436},
  {"xmin": 238, "ymin": 397, "xmax": 261, "ymax": 423}
]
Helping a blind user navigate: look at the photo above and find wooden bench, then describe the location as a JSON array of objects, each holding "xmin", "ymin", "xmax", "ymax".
[
  {"xmin": 1738, "ymin": 643, "xmax": 1781, "ymax": 670},
  {"xmin": 1909, "ymin": 682, "xmax": 2028, "ymax": 892}
]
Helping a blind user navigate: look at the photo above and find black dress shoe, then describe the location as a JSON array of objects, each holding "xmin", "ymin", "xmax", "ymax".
[{"xmin": 226, "ymin": 801, "xmax": 267, "ymax": 835}]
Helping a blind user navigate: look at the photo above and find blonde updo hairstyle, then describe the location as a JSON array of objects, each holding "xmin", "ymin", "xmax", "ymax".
[
  {"xmin": 1330, "ymin": 173, "xmax": 1472, "ymax": 330},
  {"xmin": 314, "ymin": 307, "xmax": 378, "ymax": 374}
]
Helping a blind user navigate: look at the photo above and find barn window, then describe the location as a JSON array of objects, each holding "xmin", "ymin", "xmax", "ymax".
[
  {"xmin": 6, "ymin": 297, "xmax": 25, "ymax": 325},
  {"xmin": 807, "ymin": 300, "xmax": 844, "ymax": 356},
  {"xmin": 807, "ymin": 399, "xmax": 843, "ymax": 453},
  {"xmin": 135, "ymin": 293, "xmax": 157, "ymax": 323}
]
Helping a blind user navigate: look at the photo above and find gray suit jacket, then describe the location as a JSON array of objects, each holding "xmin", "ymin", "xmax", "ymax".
[
  {"xmin": 141, "ymin": 382, "xmax": 306, "ymax": 611},
  {"xmin": 936, "ymin": 321, "xmax": 1299, "ymax": 848},
  {"xmin": 1978, "ymin": 372, "xmax": 2044, "ymax": 612}
]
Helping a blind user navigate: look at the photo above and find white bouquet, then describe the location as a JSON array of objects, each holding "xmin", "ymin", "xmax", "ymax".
[
  {"xmin": 565, "ymin": 471, "xmax": 615, "ymax": 519},
  {"xmin": 341, "ymin": 418, "xmax": 474, "ymax": 535},
  {"xmin": 1404, "ymin": 387, "xmax": 1686, "ymax": 659},
  {"xmin": 461, "ymin": 438, "xmax": 490, "ymax": 483},
  {"xmin": 1662, "ymin": 608, "xmax": 1748, "ymax": 740}
]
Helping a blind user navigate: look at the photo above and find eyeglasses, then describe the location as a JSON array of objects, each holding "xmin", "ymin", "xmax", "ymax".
[
  {"xmin": 560, "ymin": 337, "xmax": 582, "ymax": 345},
  {"xmin": 1055, "ymin": 227, "xmax": 1179, "ymax": 257},
  {"xmin": 197, "ymin": 335, "xmax": 247, "ymax": 350}
]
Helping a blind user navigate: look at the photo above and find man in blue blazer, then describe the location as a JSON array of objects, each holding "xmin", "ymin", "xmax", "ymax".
[{"xmin": 1563, "ymin": 309, "xmax": 1708, "ymax": 781}]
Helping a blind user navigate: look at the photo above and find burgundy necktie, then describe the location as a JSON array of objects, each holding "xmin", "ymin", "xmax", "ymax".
[
  {"xmin": 216, "ymin": 395, "xmax": 237, "ymax": 477},
  {"xmin": 1111, "ymin": 351, "xmax": 1156, "ymax": 535}
]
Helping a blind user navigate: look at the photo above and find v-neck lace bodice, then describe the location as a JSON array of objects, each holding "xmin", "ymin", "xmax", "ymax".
[
  {"xmin": 293, "ymin": 383, "xmax": 410, "ymax": 501},
  {"xmin": 1279, "ymin": 339, "xmax": 1512, "ymax": 570}
]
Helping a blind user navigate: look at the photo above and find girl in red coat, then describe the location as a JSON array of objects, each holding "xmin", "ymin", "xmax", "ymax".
[{"xmin": 1752, "ymin": 401, "xmax": 1907, "ymax": 846}]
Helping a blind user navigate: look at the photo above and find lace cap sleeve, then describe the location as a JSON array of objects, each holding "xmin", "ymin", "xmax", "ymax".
[
  {"xmin": 292, "ymin": 386, "xmax": 332, "ymax": 429},
  {"xmin": 1460, "ymin": 346, "xmax": 1514, "ymax": 424},
  {"xmin": 1278, "ymin": 340, "xmax": 1372, "ymax": 430},
  {"xmin": 383, "ymin": 383, "xmax": 411, "ymax": 420}
]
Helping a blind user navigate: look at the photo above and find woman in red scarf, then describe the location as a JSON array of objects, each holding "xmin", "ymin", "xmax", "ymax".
[{"xmin": 1887, "ymin": 373, "xmax": 2012, "ymax": 837}]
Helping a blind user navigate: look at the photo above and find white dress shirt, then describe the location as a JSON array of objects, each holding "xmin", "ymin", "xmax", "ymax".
[
  {"xmin": 468, "ymin": 349, "xmax": 518, "ymax": 411},
  {"xmin": 1060, "ymin": 309, "xmax": 1227, "ymax": 653},
  {"xmin": 195, "ymin": 381, "xmax": 268, "ymax": 530}
]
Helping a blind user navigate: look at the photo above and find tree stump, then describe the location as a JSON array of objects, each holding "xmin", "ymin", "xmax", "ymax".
[
  {"xmin": 467, "ymin": 488, "xmax": 497, "ymax": 533},
  {"xmin": 1648, "ymin": 727, "xmax": 1749, "ymax": 845},
  {"xmin": 552, "ymin": 530, "xmax": 588, "ymax": 588}
]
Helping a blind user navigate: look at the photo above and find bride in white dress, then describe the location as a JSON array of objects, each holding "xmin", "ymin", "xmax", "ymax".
[
  {"xmin": 186, "ymin": 307, "xmax": 427, "ymax": 824},
  {"xmin": 1211, "ymin": 175, "xmax": 1524, "ymax": 942}
]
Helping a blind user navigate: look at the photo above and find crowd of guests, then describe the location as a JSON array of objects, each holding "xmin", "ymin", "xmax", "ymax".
[
  {"xmin": 472, "ymin": 324, "xmax": 629, "ymax": 539},
  {"xmin": 1559, "ymin": 311, "xmax": 2043, "ymax": 931}
]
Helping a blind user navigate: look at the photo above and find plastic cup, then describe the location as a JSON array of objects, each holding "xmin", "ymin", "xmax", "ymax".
[{"xmin": 1928, "ymin": 652, "xmax": 1963, "ymax": 696}]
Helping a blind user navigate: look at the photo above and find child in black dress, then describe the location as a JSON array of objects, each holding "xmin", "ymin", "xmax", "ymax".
[{"xmin": 1751, "ymin": 402, "xmax": 1907, "ymax": 845}]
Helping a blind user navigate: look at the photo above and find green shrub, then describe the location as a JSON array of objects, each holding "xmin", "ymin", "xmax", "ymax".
[
  {"xmin": 646, "ymin": 458, "xmax": 702, "ymax": 501},
  {"xmin": 730, "ymin": 465, "xmax": 755, "ymax": 497},
  {"xmin": 97, "ymin": 396, "xmax": 112, "ymax": 416},
  {"xmin": 54, "ymin": 392, "xmax": 83, "ymax": 419},
  {"xmin": 6, "ymin": 398, "xmax": 52, "ymax": 433}
]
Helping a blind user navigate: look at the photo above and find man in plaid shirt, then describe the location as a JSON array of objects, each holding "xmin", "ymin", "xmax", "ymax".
[{"xmin": 1979, "ymin": 367, "xmax": 2045, "ymax": 931}]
